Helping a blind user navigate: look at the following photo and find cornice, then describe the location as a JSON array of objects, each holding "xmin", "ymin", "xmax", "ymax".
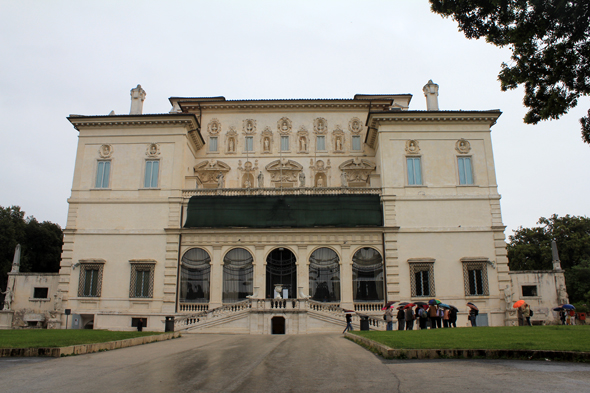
[{"xmin": 179, "ymin": 102, "xmax": 392, "ymax": 112}]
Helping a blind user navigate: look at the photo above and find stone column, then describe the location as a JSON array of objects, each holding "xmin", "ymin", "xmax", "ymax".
[
  {"xmin": 340, "ymin": 245, "xmax": 353, "ymax": 310},
  {"xmin": 210, "ymin": 246, "xmax": 223, "ymax": 308},
  {"xmin": 297, "ymin": 245, "xmax": 308, "ymax": 298},
  {"xmin": 253, "ymin": 246, "xmax": 266, "ymax": 299}
]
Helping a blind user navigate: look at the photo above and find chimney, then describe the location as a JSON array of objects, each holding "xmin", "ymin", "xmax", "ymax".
[
  {"xmin": 130, "ymin": 84, "xmax": 146, "ymax": 115},
  {"xmin": 423, "ymin": 80, "xmax": 439, "ymax": 111}
]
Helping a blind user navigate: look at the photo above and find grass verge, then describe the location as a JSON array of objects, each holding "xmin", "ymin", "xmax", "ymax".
[
  {"xmin": 0, "ymin": 330, "xmax": 165, "ymax": 348},
  {"xmin": 351, "ymin": 325, "xmax": 590, "ymax": 352}
]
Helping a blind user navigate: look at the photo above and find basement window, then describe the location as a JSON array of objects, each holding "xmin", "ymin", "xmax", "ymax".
[
  {"xmin": 522, "ymin": 285, "xmax": 538, "ymax": 297},
  {"xmin": 33, "ymin": 287, "xmax": 49, "ymax": 299}
]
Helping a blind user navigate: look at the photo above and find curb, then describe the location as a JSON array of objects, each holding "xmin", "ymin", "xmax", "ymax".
[
  {"xmin": 344, "ymin": 333, "xmax": 590, "ymax": 362},
  {"xmin": 0, "ymin": 332, "xmax": 181, "ymax": 358}
]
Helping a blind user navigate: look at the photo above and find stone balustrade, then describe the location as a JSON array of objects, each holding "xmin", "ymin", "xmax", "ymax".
[
  {"xmin": 182, "ymin": 187, "xmax": 382, "ymax": 199},
  {"xmin": 354, "ymin": 302, "xmax": 384, "ymax": 313},
  {"xmin": 179, "ymin": 303, "xmax": 209, "ymax": 313}
]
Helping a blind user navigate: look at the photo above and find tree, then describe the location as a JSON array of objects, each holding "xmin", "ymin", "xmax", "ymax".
[
  {"xmin": 0, "ymin": 206, "xmax": 63, "ymax": 305},
  {"xmin": 430, "ymin": 1, "xmax": 590, "ymax": 144},
  {"xmin": 507, "ymin": 214, "xmax": 590, "ymax": 303}
]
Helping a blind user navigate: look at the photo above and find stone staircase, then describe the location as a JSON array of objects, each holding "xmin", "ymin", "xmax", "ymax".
[{"xmin": 174, "ymin": 299, "xmax": 386, "ymax": 333}]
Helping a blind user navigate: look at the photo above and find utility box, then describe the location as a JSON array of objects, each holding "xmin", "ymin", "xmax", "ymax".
[
  {"xmin": 71, "ymin": 314, "xmax": 82, "ymax": 329},
  {"xmin": 165, "ymin": 316, "xmax": 175, "ymax": 332}
]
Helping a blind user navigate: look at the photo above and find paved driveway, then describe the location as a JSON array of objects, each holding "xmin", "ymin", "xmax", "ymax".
[{"xmin": 1, "ymin": 333, "xmax": 589, "ymax": 393}]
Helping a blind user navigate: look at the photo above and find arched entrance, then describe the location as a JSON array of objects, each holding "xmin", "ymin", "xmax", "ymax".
[{"xmin": 266, "ymin": 248, "xmax": 297, "ymax": 299}]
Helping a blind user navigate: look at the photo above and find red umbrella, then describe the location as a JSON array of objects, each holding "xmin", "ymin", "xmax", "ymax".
[
  {"xmin": 381, "ymin": 301, "xmax": 396, "ymax": 311},
  {"xmin": 403, "ymin": 303, "xmax": 416, "ymax": 309},
  {"xmin": 513, "ymin": 300, "xmax": 525, "ymax": 308},
  {"xmin": 466, "ymin": 302, "xmax": 479, "ymax": 311}
]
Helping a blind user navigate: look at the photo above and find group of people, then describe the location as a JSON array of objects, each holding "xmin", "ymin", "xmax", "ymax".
[{"xmin": 384, "ymin": 304, "xmax": 459, "ymax": 330}]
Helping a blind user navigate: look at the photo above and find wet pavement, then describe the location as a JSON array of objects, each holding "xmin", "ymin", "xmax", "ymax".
[{"xmin": 1, "ymin": 333, "xmax": 589, "ymax": 392}]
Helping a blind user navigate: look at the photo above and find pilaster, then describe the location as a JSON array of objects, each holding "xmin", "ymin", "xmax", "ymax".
[
  {"xmin": 210, "ymin": 246, "xmax": 223, "ymax": 307},
  {"xmin": 340, "ymin": 245, "xmax": 353, "ymax": 309}
]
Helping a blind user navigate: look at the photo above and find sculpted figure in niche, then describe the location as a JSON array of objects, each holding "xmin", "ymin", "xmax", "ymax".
[
  {"xmin": 352, "ymin": 120, "xmax": 360, "ymax": 133},
  {"xmin": 246, "ymin": 122, "xmax": 254, "ymax": 133},
  {"xmin": 281, "ymin": 121, "xmax": 289, "ymax": 132},
  {"xmin": 300, "ymin": 137, "xmax": 307, "ymax": 151},
  {"xmin": 341, "ymin": 171, "xmax": 348, "ymax": 187},
  {"xmin": 336, "ymin": 137, "xmax": 342, "ymax": 151},
  {"xmin": 317, "ymin": 121, "xmax": 325, "ymax": 133},
  {"xmin": 258, "ymin": 171, "xmax": 264, "ymax": 188},
  {"xmin": 217, "ymin": 172, "xmax": 224, "ymax": 188},
  {"xmin": 100, "ymin": 144, "xmax": 111, "ymax": 157},
  {"xmin": 211, "ymin": 123, "xmax": 218, "ymax": 133},
  {"xmin": 316, "ymin": 176, "xmax": 324, "ymax": 187},
  {"xmin": 228, "ymin": 138, "xmax": 235, "ymax": 152},
  {"xmin": 149, "ymin": 144, "xmax": 157, "ymax": 155},
  {"xmin": 264, "ymin": 137, "xmax": 270, "ymax": 151},
  {"xmin": 299, "ymin": 172, "xmax": 306, "ymax": 187}
]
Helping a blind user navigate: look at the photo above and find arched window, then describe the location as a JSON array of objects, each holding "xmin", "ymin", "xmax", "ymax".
[
  {"xmin": 223, "ymin": 248, "xmax": 253, "ymax": 303},
  {"xmin": 352, "ymin": 248, "xmax": 384, "ymax": 302},
  {"xmin": 309, "ymin": 248, "xmax": 340, "ymax": 302},
  {"xmin": 180, "ymin": 248, "xmax": 211, "ymax": 303}
]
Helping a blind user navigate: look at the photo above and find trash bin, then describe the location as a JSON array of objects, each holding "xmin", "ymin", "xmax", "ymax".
[
  {"xmin": 360, "ymin": 315, "xmax": 370, "ymax": 331},
  {"xmin": 165, "ymin": 316, "xmax": 175, "ymax": 332}
]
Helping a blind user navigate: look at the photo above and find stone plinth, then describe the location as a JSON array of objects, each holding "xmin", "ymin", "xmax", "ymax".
[{"xmin": 0, "ymin": 310, "xmax": 14, "ymax": 329}]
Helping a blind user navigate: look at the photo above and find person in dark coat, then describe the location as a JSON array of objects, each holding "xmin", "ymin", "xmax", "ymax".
[
  {"xmin": 396, "ymin": 307, "xmax": 405, "ymax": 330},
  {"xmin": 343, "ymin": 313, "xmax": 353, "ymax": 333},
  {"xmin": 428, "ymin": 305, "xmax": 438, "ymax": 329},
  {"xmin": 137, "ymin": 318, "xmax": 144, "ymax": 332},
  {"xmin": 449, "ymin": 307, "xmax": 457, "ymax": 328}
]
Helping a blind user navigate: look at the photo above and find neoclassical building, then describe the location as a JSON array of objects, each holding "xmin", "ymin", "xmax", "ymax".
[{"xmin": 48, "ymin": 81, "xmax": 517, "ymax": 333}]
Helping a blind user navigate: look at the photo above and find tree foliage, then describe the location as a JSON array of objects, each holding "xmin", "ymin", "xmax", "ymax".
[
  {"xmin": 0, "ymin": 206, "xmax": 63, "ymax": 303},
  {"xmin": 507, "ymin": 214, "xmax": 590, "ymax": 304},
  {"xmin": 430, "ymin": 0, "xmax": 590, "ymax": 143}
]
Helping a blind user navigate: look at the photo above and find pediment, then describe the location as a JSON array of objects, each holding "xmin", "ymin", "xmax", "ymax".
[
  {"xmin": 194, "ymin": 160, "xmax": 231, "ymax": 173},
  {"xmin": 339, "ymin": 158, "xmax": 376, "ymax": 171},
  {"xmin": 265, "ymin": 159, "xmax": 303, "ymax": 172}
]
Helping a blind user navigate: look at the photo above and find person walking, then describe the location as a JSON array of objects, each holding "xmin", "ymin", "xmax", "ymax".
[
  {"xmin": 443, "ymin": 308, "xmax": 450, "ymax": 328},
  {"xmin": 385, "ymin": 307, "xmax": 394, "ymax": 331},
  {"xmin": 343, "ymin": 313, "xmax": 354, "ymax": 333},
  {"xmin": 137, "ymin": 318, "xmax": 144, "ymax": 332},
  {"xmin": 428, "ymin": 304, "xmax": 438, "ymax": 329},
  {"xmin": 405, "ymin": 306, "xmax": 415, "ymax": 330},
  {"xmin": 449, "ymin": 307, "xmax": 457, "ymax": 328},
  {"xmin": 559, "ymin": 310, "xmax": 566, "ymax": 325},
  {"xmin": 397, "ymin": 306, "xmax": 405, "ymax": 330},
  {"xmin": 469, "ymin": 306, "xmax": 478, "ymax": 327},
  {"xmin": 522, "ymin": 303, "xmax": 532, "ymax": 326}
]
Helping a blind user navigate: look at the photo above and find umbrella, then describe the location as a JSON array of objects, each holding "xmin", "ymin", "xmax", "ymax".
[
  {"xmin": 403, "ymin": 303, "xmax": 416, "ymax": 309},
  {"xmin": 381, "ymin": 301, "xmax": 396, "ymax": 311},
  {"xmin": 398, "ymin": 302, "xmax": 410, "ymax": 307},
  {"xmin": 553, "ymin": 307, "xmax": 564, "ymax": 312},
  {"xmin": 428, "ymin": 299, "xmax": 441, "ymax": 305},
  {"xmin": 467, "ymin": 302, "xmax": 479, "ymax": 310},
  {"xmin": 414, "ymin": 301, "xmax": 428, "ymax": 306},
  {"xmin": 561, "ymin": 304, "xmax": 575, "ymax": 310},
  {"xmin": 344, "ymin": 310, "xmax": 355, "ymax": 315},
  {"xmin": 439, "ymin": 303, "xmax": 450, "ymax": 309},
  {"xmin": 513, "ymin": 300, "xmax": 525, "ymax": 308},
  {"xmin": 449, "ymin": 305, "xmax": 459, "ymax": 311}
]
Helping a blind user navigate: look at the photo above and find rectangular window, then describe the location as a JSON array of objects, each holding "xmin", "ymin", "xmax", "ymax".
[
  {"xmin": 144, "ymin": 160, "xmax": 159, "ymax": 188},
  {"xmin": 281, "ymin": 136, "xmax": 289, "ymax": 151},
  {"xmin": 33, "ymin": 287, "xmax": 48, "ymax": 299},
  {"xmin": 245, "ymin": 136, "xmax": 254, "ymax": 152},
  {"xmin": 409, "ymin": 262, "xmax": 435, "ymax": 297},
  {"xmin": 352, "ymin": 135, "xmax": 361, "ymax": 151},
  {"xmin": 522, "ymin": 285, "xmax": 538, "ymax": 297},
  {"xmin": 130, "ymin": 263, "xmax": 155, "ymax": 298},
  {"xmin": 462, "ymin": 261, "xmax": 489, "ymax": 296},
  {"xmin": 95, "ymin": 161, "xmax": 111, "ymax": 188},
  {"xmin": 458, "ymin": 157, "xmax": 473, "ymax": 185},
  {"xmin": 209, "ymin": 136, "xmax": 218, "ymax": 152},
  {"xmin": 78, "ymin": 263, "xmax": 104, "ymax": 297},
  {"xmin": 316, "ymin": 136, "xmax": 326, "ymax": 151},
  {"xmin": 407, "ymin": 157, "xmax": 422, "ymax": 185}
]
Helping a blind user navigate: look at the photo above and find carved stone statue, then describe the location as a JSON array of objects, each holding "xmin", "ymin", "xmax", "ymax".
[
  {"xmin": 130, "ymin": 84, "xmax": 146, "ymax": 115},
  {"xmin": 228, "ymin": 138, "xmax": 235, "ymax": 152},
  {"xmin": 317, "ymin": 176, "xmax": 324, "ymax": 187},
  {"xmin": 300, "ymin": 137, "xmax": 306, "ymax": 151},
  {"xmin": 264, "ymin": 138, "xmax": 270, "ymax": 151},
  {"xmin": 336, "ymin": 138, "xmax": 342, "ymax": 151},
  {"xmin": 257, "ymin": 171, "xmax": 264, "ymax": 188},
  {"xmin": 299, "ymin": 172, "xmax": 306, "ymax": 187},
  {"xmin": 503, "ymin": 285, "xmax": 513, "ymax": 310},
  {"xmin": 341, "ymin": 171, "xmax": 348, "ymax": 187},
  {"xmin": 1, "ymin": 287, "xmax": 13, "ymax": 310},
  {"xmin": 217, "ymin": 172, "xmax": 224, "ymax": 188}
]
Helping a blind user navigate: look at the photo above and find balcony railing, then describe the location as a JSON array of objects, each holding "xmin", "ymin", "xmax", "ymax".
[{"xmin": 182, "ymin": 187, "xmax": 382, "ymax": 198}]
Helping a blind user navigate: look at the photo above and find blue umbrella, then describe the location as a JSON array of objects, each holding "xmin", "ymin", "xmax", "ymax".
[
  {"xmin": 439, "ymin": 303, "xmax": 450, "ymax": 309},
  {"xmin": 561, "ymin": 304, "xmax": 575, "ymax": 310}
]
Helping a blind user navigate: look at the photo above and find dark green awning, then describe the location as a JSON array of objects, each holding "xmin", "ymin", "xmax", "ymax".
[{"xmin": 184, "ymin": 194, "xmax": 382, "ymax": 228}]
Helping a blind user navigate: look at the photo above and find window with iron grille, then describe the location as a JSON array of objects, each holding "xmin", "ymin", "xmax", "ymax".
[
  {"xmin": 130, "ymin": 262, "xmax": 155, "ymax": 298},
  {"xmin": 78, "ymin": 262, "xmax": 104, "ymax": 297},
  {"xmin": 409, "ymin": 261, "xmax": 435, "ymax": 297},
  {"xmin": 462, "ymin": 261, "xmax": 489, "ymax": 296}
]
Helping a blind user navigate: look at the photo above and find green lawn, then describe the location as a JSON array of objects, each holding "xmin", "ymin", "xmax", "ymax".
[
  {"xmin": 352, "ymin": 325, "xmax": 590, "ymax": 352},
  {"xmin": 0, "ymin": 330, "xmax": 165, "ymax": 348}
]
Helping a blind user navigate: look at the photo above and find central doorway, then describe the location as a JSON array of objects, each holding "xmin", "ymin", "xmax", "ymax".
[{"xmin": 266, "ymin": 248, "xmax": 297, "ymax": 299}]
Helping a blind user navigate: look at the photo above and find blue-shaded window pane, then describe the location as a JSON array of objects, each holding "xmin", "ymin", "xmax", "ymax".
[
  {"xmin": 95, "ymin": 161, "xmax": 110, "ymax": 188},
  {"xmin": 352, "ymin": 135, "xmax": 361, "ymax": 151},
  {"xmin": 245, "ymin": 137, "xmax": 253, "ymax": 152},
  {"xmin": 407, "ymin": 157, "xmax": 422, "ymax": 185},
  {"xmin": 209, "ymin": 137, "xmax": 218, "ymax": 152},
  {"xmin": 145, "ymin": 160, "xmax": 159, "ymax": 188},
  {"xmin": 458, "ymin": 157, "xmax": 473, "ymax": 185},
  {"xmin": 281, "ymin": 136, "xmax": 289, "ymax": 151},
  {"xmin": 316, "ymin": 136, "xmax": 325, "ymax": 151}
]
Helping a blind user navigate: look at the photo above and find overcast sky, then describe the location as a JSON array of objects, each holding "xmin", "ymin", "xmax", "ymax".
[{"xmin": 1, "ymin": 0, "xmax": 588, "ymax": 237}]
